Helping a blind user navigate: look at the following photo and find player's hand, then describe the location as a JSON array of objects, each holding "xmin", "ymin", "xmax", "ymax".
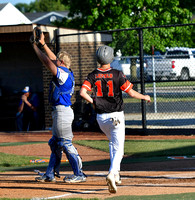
[
  {"xmin": 39, "ymin": 32, "xmax": 45, "ymax": 46},
  {"xmin": 21, "ymin": 94, "xmax": 27, "ymax": 102},
  {"xmin": 145, "ymin": 95, "xmax": 151, "ymax": 103}
]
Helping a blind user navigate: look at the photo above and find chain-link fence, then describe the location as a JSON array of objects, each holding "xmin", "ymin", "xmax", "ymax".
[{"xmin": 56, "ymin": 23, "xmax": 195, "ymax": 134}]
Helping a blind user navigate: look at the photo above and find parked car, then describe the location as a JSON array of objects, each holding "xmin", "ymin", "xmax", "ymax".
[
  {"xmin": 111, "ymin": 57, "xmax": 147, "ymax": 80},
  {"xmin": 146, "ymin": 47, "xmax": 195, "ymax": 80}
]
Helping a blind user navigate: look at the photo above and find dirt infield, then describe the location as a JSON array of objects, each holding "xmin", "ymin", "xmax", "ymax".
[{"xmin": 1, "ymin": 131, "xmax": 195, "ymax": 199}]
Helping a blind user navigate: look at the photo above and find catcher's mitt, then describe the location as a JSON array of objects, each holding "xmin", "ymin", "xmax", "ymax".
[{"xmin": 30, "ymin": 26, "xmax": 42, "ymax": 44}]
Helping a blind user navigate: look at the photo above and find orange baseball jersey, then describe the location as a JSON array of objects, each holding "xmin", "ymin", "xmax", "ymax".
[{"xmin": 82, "ymin": 68, "xmax": 133, "ymax": 114}]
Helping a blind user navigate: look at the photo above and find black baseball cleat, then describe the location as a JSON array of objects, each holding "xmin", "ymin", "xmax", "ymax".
[{"xmin": 35, "ymin": 174, "xmax": 56, "ymax": 182}]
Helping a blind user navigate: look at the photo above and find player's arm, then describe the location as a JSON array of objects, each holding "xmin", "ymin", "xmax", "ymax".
[
  {"xmin": 39, "ymin": 33, "xmax": 56, "ymax": 61},
  {"xmin": 80, "ymin": 87, "xmax": 93, "ymax": 104},
  {"xmin": 18, "ymin": 99, "xmax": 24, "ymax": 113},
  {"xmin": 80, "ymin": 79, "xmax": 94, "ymax": 104},
  {"xmin": 32, "ymin": 43, "xmax": 57, "ymax": 76},
  {"xmin": 127, "ymin": 89, "xmax": 151, "ymax": 103},
  {"xmin": 22, "ymin": 95, "xmax": 36, "ymax": 111},
  {"xmin": 39, "ymin": 33, "xmax": 62, "ymax": 67},
  {"xmin": 119, "ymin": 72, "xmax": 151, "ymax": 103}
]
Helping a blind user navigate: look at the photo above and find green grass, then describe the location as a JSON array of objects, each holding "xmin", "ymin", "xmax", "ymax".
[
  {"xmin": 0, "ymin": 199, "xmax": 99, "ymax": 200},
  {"xmin": 0, "ymin": 141, "xmax": 46, "ymax": 147},
  {"xmin": 1, "ymin": 140, "xmax": 195, "ymax": 200},
  {"xmin": 0, "ymin": 141, "xmax": 48, "ymax": 171},
  {"xmin": 1, "ymin": 193, "xmax": 195, "ymax": 200},
  {"xmin": 74, "ymin": 139, "xmax": 195, "ymax": 158},
  {"xmin": 106, "ymin": 193, "xmax": 195, "ymax": 200},
  {"xmin": 1, "ymin": 139, "xmax": 195, "ymax": 171},
  {"xmin": 0, "ymin": 152, "xmax": 47, "ymax": 169}
]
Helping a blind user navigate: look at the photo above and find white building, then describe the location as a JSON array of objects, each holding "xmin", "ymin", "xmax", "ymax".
[{"xmin": 0, "ymin": 3, "xmax": 31, "ymax": 25}]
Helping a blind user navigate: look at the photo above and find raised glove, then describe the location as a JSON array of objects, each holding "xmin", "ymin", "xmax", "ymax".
[{"xmin": 31, "ymin": 26, "xmax": 42, "ymax": 44}]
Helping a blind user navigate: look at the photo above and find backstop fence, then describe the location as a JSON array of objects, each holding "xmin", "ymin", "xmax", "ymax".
[{"xmin": 55, "ymin": 23, "xmax": 195, "ymax": 135}]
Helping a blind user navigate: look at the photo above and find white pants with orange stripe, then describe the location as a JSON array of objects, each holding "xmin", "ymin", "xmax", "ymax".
[{"xmin": 97, "ymin": 111, "xmax": 125, "ymax": 175}]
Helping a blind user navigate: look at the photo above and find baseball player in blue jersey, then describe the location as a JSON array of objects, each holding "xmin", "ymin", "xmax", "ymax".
[
  {"xmin": 16, "ymin": 86, "xmax": 39, "ymax": 131},
  {"xmin": 80, "ymin": 45, "xmax": 151, "ymax": 193},
  {"xmin": 31, "ymin": 27, "xmax": 86, "ymax": 183}
]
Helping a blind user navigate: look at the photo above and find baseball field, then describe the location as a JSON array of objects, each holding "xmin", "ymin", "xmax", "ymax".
[{"xmin": 1, "ymin": 131, "xmax": 195, "ymax": 200}]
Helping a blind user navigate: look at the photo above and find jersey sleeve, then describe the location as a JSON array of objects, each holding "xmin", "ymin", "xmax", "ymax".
[
  {"xmin": 56, "ymin": 67, "xmax": 69, "ymax": 85},
  {"xmin": 81, "ymin": 80, "xmax": 92, "ymax": 91},
  {"xmin": 81, "ymin": 72, "xmax": 93, "ymax": 91},
  {"xmin": 119, "ymin": 71, "xmax": 133, "ymax": 93}
]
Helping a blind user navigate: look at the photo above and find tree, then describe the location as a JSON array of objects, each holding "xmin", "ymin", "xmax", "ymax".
[
  {"xmin": 60, "ymin": 0, "xmax": 194, "ymax": 55},
  {"xmin": 15, "ymin": 3, "xmax": 31, "ymax": 13},
  {"xmin": 16, "ymin": 0, "xmax": 68, "ymax": 13}
]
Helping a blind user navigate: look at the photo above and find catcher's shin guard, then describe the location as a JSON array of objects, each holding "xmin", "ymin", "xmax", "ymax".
[
  {"xmin": 46, "ymin": 136, "xmax": 62, "ymax": 179},
  {"xmin": 61, "ymin": 139, "xmax": 83, "ymax": 176}
]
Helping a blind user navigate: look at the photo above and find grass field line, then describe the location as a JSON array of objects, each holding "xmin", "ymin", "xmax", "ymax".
[
  {"xmin": 34, "ymin": 182, "xmax": 195, "ymax": 200},
  {"xmin": 2, "ymin": 171, "xmax": 195, "ymax": 200},
  {"xmin": 34, "ymin": 188, "xmax": 109, "ymax": 200},
  {"xmin": 33, "ymin": 193, "xmax": 72, "ymax": 200}
]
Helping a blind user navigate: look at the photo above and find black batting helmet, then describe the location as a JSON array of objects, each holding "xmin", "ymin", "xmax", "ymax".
[{"xmin": 96, "ymin": 45, "xmax": 114, "ymax": 65}]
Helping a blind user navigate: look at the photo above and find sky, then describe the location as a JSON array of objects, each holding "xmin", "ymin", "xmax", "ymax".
[{"xmin": 0, "ymin": 0, "xmax": 34, "ymax": 5}]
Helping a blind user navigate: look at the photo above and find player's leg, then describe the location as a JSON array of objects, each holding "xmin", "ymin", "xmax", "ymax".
[
  {"xmin": 109, "ymin": 111, "xmax": 125, "ymax": 174},
  {"xmin": 60, "ymin": 139, "xmax": 86, "ymax": 182},
  {"xmin": 55, "ymin": 106, "xmax": 86, "ymax": 183},
  {"xmin": 23, "ymin": 112, "xmax": 30, "ymax": 131},
  {"xmin": 97, "ymin": 111, "xmax": 125, "ymax": 173},
  {"xmin": 16, "ymin": 112, "xmax": 23, "ymax": 131},
  {"xmin": 35, "ymin": 136, "xmax": 61, "ymax": 182},
  {"xmin": 96, "ymin": 113, "xmax": 113, "ymax": 158},
  {"xmin": 46, "ymin": 136, "xmax": 62, "ymax": 179},
  {"xmin": 35, "ymin": 107, "xmax": 62, "ymax": 182},
  {"xmin": 97, "ymin": 111, "xmax": 125, "ymax": 193},
  {"xmin": 47, "ymin": 108, "xmax": 64, "ymax": 178},
  {"xmin": 96, "ymin": 113, "xmax": 117, "ymax": 193}
]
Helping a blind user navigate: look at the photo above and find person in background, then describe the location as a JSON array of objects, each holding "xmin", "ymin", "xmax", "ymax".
[
  {"xmin": 16, "ymin": 86, "xmax": 39, "ymax": 131},
  {"xmin": 80, "ymin": 45, "xmax": 151, "ymax": 193}
]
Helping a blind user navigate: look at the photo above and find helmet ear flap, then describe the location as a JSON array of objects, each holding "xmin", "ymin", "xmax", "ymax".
[{"xmin": 96, "ymin": 45, "xmax": 114, "ymax": 65}]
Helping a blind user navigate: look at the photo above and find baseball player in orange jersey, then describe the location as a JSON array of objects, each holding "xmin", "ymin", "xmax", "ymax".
[{"xmin": 80, "ymin": 45, "xmax": 151, "ymax": 193}]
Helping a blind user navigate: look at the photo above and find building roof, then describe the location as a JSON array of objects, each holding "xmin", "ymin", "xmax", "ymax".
[
  {"xmin": 25, "ymin": 11, "xmax": 69, "ymax": 21},
  {"xmin": 24, "ymin": 11, "xmax": 69, "ymax": 25},
  {"xmin": 0, "ymin": 3, "xmax": 7, "ymax": 10},
  {"xmin": 0, "ymin": 3, "xmax": 31, "ymax": 26}
]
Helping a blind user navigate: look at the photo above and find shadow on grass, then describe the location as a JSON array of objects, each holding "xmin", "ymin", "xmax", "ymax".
[{"xmin": 1, "ymin": 143, "xmax": 195, "ymax": 172}]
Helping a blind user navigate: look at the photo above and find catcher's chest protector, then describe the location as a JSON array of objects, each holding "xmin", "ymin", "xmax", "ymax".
[{"xmin": 49, "ymin": 67, "xmax": 74, "ymax": 104}]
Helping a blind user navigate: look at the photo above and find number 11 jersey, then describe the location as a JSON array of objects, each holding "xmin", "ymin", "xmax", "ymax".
[{"xmin": 81, "ymin": 67, "xmax": 133, "ymax": 114}]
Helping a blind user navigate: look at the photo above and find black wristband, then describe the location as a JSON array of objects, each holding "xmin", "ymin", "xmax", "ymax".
[{"xmin": 41, "ymin": 43, "xmax": 46, "ymax": 47}]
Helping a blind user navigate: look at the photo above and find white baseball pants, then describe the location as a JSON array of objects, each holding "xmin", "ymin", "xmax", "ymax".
[{"xmin": 97, "ymin": 111, "xmax": 125, "ymax": 175}]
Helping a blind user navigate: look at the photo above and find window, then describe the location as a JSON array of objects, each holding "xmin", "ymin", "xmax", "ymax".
[
  {"xmin": 166, "ymin": 50, "xmax": 190, "ymax": 59},
  {"xmin": 191, "ymin": 51, "xmax": 195, "ymax": 58}
]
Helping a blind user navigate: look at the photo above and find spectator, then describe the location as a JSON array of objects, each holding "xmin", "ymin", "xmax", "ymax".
[{"xmin": 16, "ymin": 86, "xmax": 39, "ymax": 131}]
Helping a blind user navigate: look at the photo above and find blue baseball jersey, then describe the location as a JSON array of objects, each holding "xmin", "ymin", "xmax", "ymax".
[{"xmin": 52, "ymin": 66, "xmax": 75, "ymax": 106}]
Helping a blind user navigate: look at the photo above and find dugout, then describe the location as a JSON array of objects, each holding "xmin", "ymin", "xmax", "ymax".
[{"xmin": 0, "ymin": 24, "xmax": 112, "ymax": 131}]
